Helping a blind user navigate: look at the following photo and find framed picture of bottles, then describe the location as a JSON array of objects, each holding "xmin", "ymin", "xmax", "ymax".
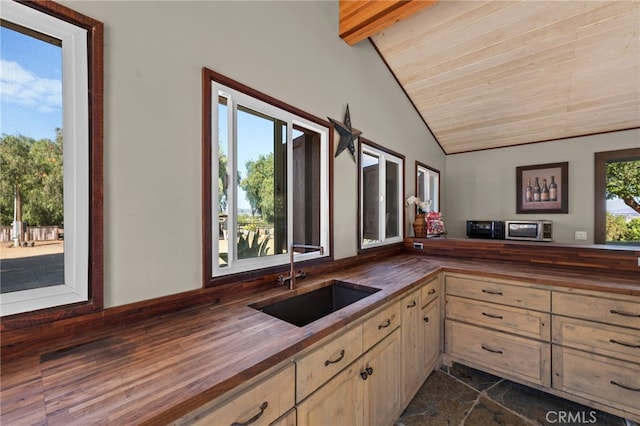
[{"xmin": 516, "ymin": 162, "xmax": 568, "ymax": 214}]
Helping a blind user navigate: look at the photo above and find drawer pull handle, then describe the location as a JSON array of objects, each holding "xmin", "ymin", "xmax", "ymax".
[
  {"xmin": 482, "ymin": 312, "xmax": 504, "ymax": 320},
  {"xmin": 610, "ymin": 380, "xmax": 640, "ymax": 392},
  {"xmin": 482, "ymin": 289, "xmax": 503, "ymax": 296},
  {"xmin": 231, "ymin": 401, "xmax": 268, "ymax": 426},
  {"xmin": 610, "ymin": 339, "xmax": 640, "ymax": 349},
  {"xmin": 423, "ymin": 316, "xmax": 430, "ymax": 323},
  {"xmin": 481, "ymin": 344, "xmax": 503, "ymax": 355},
  {"xmin": 378, "ymin": 319, "xmax": 392, "ymax": 329},
  {"xmin": 407, "ymin": 300, "xmax": 417, "ymax": 308},
  {"xmin": 428, "ymin": 288, "xmax": 436, "ymax": 295},
  {"xmin": 610, "ymin": 309, "xmax": 640, "ymax": 318},
  {"xmin": 324, "ymin": 349, "xmax": 345, "ymax": 366}
]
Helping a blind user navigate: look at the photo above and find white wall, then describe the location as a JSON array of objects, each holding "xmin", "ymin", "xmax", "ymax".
[
  {"xmin": 445, "ymin": 129, "xmax": 640, "ymax": 243},
  {"xmin": 60, "ymin": 1, "xmax": 444, "ymax": 308}
]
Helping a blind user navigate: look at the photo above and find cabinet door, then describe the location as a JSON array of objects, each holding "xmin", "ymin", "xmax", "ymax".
[
  {"xmin": 422, "ymin": 297, "xmax": 440, "ymax": 373},
  {"xmin": 401, "ymin": 288, "xmax": 422, "ymax": 402},
  {"xmin": 363, "ymin": 328, "xmax": 402, "ymax": 426},
  {"xmin": 297, "ymin": 361, "xmax": 363, "ymax": 426}
]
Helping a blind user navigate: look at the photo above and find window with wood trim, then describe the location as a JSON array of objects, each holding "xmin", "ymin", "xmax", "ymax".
[
  {"xmin": 202, "ymin": 68, "xmax": 331, "ymax": 285},
  {"xmin": 0, "ymin": 0, "xmax": 103, "ymax": 322},
  {"xmin": 359, "ymin": 140, "xmax": 404, "ymax": 250},
  {"xmin": 594, "ymin": 148, "xmax": 640, "ymax": 245}
]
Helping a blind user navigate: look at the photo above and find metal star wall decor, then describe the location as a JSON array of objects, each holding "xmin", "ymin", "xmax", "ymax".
[{"xmin": 328, "ymin": 104, "xmax": 361, "ymax": 162}]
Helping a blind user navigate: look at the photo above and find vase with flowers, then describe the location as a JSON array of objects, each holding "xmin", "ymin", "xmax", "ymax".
[{"xmin": 405, "ymin": 196, "xmax": 432, "ymax": 238}]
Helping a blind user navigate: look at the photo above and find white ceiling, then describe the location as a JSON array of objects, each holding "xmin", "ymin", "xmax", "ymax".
[{"xmin": 370, "ymin": 1, "xmax": 640, "ymax": 154}]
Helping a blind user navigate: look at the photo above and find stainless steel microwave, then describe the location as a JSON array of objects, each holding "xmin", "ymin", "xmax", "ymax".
[{"xmin": 504, "ymin": 220, "xmax": 552, "ymax": 242}]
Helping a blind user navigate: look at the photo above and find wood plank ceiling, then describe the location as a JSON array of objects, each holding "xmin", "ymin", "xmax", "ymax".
[{"xmin": 344, "ymin": 1, "xmax": 640, "ymax": 154}]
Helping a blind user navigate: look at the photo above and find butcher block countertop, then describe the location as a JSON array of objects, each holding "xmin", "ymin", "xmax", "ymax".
[{"xmin": 1, "ymin": 254, "xmax": 639, "ymax": 425}]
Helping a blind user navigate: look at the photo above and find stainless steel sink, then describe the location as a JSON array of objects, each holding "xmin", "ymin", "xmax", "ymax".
[{"xmin": 250, "ymin": 280, "xmax": 380, "ymax": 327}]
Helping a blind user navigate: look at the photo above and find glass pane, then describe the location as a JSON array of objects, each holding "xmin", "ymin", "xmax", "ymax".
[
  {"xmin": 605, "ymin": 159, "xmax": 640, "ymax": 245},
  {"xmin": 429, "ymin": 174, "xmax": 438, "ymax": 212},
  {"xmin": 385, "ymin": 160, "xmax": 399, "ymax": 239},
  {"xmin": 0, "ymin": 23, "xmax": 64, "ymax": 294},
  {"xmin": 362, "ymin": 152, "xmax": 380, "ymax": 242},
  {"xmin": 292, "ymin": 126, "xmax": 321, "ymax": 247},
  {"xmin": 217, "ymin": 96, "xmax": 229, "ymax": 267},
  {"xmin": 417, "ymin": 169, "xmax": 426, "ymax": 202},
  {"xmin": 236, "ymin": 105, "xmax": 287, "ymax": 259}
]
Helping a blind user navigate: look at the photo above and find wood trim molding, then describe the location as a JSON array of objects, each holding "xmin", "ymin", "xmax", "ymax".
[
  {"xmin": 404, "ymin": 237, "xmax": 640, "ymax": 274},
  {"xmin": 339, "ymin": 0, "xmax": 437, "ymax": 45}
]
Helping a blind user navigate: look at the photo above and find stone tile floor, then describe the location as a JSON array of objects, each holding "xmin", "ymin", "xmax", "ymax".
[{"xmin": 395, "ymin": 363, "xmax": 636, "ymax": 426}]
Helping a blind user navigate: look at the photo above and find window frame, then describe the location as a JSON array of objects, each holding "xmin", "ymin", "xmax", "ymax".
[
  {"xmin": 358, "ymin": 138, "xmax": 405, "ymax": 251},
  {"xmin": 202, "ymin": 68, "xmax": 333, "ymax": 287},
  {"xmin": 594, "ymin": 147, "xmax": 640, "ymax": 245},
  {"xmin": 0, "ymin": 0, "xmax": 103, "ymax": 325},
  {"xmin": 415, "ymin": 161, "xmax": 440, "ymax": 213}
]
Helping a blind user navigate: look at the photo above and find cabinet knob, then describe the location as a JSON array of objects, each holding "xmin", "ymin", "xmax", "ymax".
[
  {"xmin": 360, "ymin": 367, "xmax": 374, "ymax": 380},
  {"xmin": 423, "ymin": 316, "xmax": 429, "ymax": 323}
]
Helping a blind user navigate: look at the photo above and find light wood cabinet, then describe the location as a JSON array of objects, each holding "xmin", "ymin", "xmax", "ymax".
[
  {"xmin": 296, "ymin": 325, "xmax": 402, "ymax": 426},
  {"xmin": 362, "ymin": 301, "xmax": 400, "ymax": 352},
  {"xmin": 445, "ymin": 273, "xmax": 640, "ymax": 423},
  {"xmin": 552, "ymin": 290, "xmax": 640, "ymax": 421},
  {"xmin": 176, "ymin": 363, "xmax": 295, "ymax": 426},
  {"xmin": 297, "ymin": 361, "xmax": 363, "ymax": 426},
  {"xmin": 422, "ymin": 296, "xmax": 440, "ymax": 373},
  {"xmin": 444, "ymin": 273, "xmax": 552, "ymax": 387},
  {"xmin": 272, "ymin": 409, "xmax": 297, "ymax": 426},
  {"xmin": 400, "ymin": 288, "xmax": 422, "ymax": 401},
  {"xmin": 296, "ymin": 325, "xmax": 362, "ymax": 402},
  {"xmin": 401, "ymin": 276, "xmax": 442, "ymax": 404},
  {"xmin": 552, "ymin": 315, "xmax": 640, "ymax": 364},
  {"xmin": 446, "ymin": 295, "xmax": 550, "ymax": 340},
  {"xmin": 446, "ymin": 274, "xmax": 550, "ymax": 311},
  {"xmin": 553, "ymin": 347, "xmax": 640, "ymax": 419},
  {"xmin": 446, "ymin": 320, "xmax": 551, "ymax": 387},
  {"xmin": 363, "ymin": 328, "xmax": 402, "ymax": 426}
]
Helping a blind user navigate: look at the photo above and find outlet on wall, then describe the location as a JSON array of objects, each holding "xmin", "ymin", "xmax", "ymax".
[{"xmin": 574, "ymin": 231, "xmax": 588, "ymax": 240}]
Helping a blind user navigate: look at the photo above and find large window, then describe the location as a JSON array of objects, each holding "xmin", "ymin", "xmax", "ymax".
[
  {"xmin": 0, "ymin": 1, "xmax": 103, "ymax": 320},
  {"xmin": 416, "ymin": 162, "xmax": 440, "ymax": 213},
  {"xmin": 203, "ymin": 69, "xmax": 330, "ymax": 284},
  {"xmin": 359, "ymin": 140, "xmax": 404, "ymax": 250},
  {"xmin": 594, "ymin": 148, "xmax": 640, "ymax": 245}
]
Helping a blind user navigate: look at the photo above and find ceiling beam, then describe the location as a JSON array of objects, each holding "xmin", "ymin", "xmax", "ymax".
[{"xmin": 339, "ymin": 0, "xmax": 437, "ymax": 45}]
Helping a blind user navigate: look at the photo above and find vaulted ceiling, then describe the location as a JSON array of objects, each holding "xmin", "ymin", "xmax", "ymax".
[{"xmin": 340, "ymin": 1, "xmax": 640, "ymax": 154}]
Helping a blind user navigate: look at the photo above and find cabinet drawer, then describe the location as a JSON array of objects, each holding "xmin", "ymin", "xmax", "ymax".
[
  {"xmin": 446, "ymin": 295, "xmax": 550, "ymax": 341},
  {"xmin": 296, "ymin": 325, "xmax": 362, "ymax": 402},
  {"xmin": 446, "ymin": 275, "xmax": 550, "ymax": 312},
  {"xmin": 553, "ymin": 292, "xmax": 640, "ymax": 329},
  {"xmin": 445, "ymin": 320, "xmax": 551, "ymax": 387},
  {"xmin": 362, "ymin": 301, "xmax": 400, "ymax": 352},
  {"xmin": 183, "ymin": 363, "xmax": 295, "ymax": 425},
  {"xmin": 553, "ymin": 347, "xmax": 640, "ymax": 418},
  {"xmin": 552, "ymin": 316, "xmax": 640, "ymax": 364},
  {"xmin": 421, "ymin": 277, "xmax": 440, "ymax": 307}
]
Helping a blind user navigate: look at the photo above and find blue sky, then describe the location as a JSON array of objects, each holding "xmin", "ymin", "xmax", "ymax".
[{"xmin": 1, "ymin": 26, "xmax": 62, "ymax": 141}]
